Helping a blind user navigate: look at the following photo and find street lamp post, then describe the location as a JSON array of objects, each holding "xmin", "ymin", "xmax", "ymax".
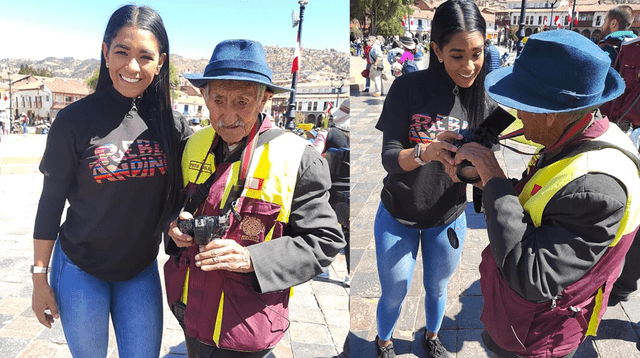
[
  {"xmin": 8, "ymin": 71, "xmax": 12, "ymax": 132},
  {"xmin": 331, "ymin": 78, "xmax": 344, "ymax": 112},
  {"xmin": 547, "ymin": 0, "xmax": 558, "ymax": 30},
  {"xmin": 569, "ymin": 0, "xmax": 577, "ymax": 30},
  {"xmin": 517, "ymin": 0, "xmax": 527, "ymax": 55},
  {"xmin": 285, "ymin": 0, "xmax": 308, "ymax": 131}
]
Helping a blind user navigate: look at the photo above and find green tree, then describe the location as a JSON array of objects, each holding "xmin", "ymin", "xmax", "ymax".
[
  {"xmin": 351, "ymin": 0, "xmax": 411, "ymax": 37},
  {"xmin": 18, "ymin": 64, "xmax": 53, "ymax": 77},
  {"xmin": 85, "ymin": 69, "xmax": 99, "ymax": 93},
  {"xmin": 169, "ymin": 63, "xmax": 179, "ymax": 100}
]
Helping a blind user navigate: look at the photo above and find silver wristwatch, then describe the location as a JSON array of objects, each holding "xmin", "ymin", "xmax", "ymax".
[{"xmin": 414, "ymin": 143, "xmax": 427, "ymax": 166}]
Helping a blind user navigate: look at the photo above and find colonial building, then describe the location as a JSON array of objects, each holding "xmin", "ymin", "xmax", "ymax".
[
  {"xmin": 269, "ymin": 81, "xmax": 349, "ymax": 127},
  {"xmin": 11, "ymin": 76, "xmax": 90, "ymax": 123}
]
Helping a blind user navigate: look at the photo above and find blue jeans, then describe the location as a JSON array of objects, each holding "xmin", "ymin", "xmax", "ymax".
[
  {"xmin": 365, "ymin": 64, "xmax": 371, "ymax": 90},
  {"xmin": 50, "ymin": 240, "xmax": 163, "ymax": 358},
  {"xmin": 374, "ymin": 202, "xmax": 466, "ymax": 341}
]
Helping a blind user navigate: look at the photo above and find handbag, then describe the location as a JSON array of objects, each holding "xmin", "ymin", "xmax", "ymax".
[{"xmin": 361, "ymin": 68, "xmax": 369, "ymax": 78}]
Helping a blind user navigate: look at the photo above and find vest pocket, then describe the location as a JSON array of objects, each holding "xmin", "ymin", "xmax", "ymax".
[
  {"xmin": 479, "ymin": 246, "xmax": 539, "ymax": 353},
  {"xmin": 226, "ymin": 198, "xmax": 282, "ymax": 245},
  {"xmin": 217, "ymin": 272, "xmax": 290, "ymax": 352}
]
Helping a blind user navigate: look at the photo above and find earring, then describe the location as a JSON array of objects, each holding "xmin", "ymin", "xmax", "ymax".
[
  {"xmin": 106, "ymin": 63, "xmax": 109, "ymax": 68},
  {"xmin": 439, "ymin": 59, "xmax": 443, "ymax": 63}
]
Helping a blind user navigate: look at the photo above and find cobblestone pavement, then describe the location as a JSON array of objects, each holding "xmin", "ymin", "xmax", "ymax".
[
  {"xmin": 348, "ymin": 54, "xmax": 640, "ymax": 358},
  {"xmin": 0, "ymin": 134, "xmax": 348, "ymax": 358}
]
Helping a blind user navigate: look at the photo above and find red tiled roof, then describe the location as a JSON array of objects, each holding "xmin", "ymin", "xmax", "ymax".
[{"xmin": 44, "ymin": 78, "xmax": 90, "ymax": 96}]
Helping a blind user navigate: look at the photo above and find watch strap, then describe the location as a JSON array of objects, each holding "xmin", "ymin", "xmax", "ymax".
[
  {"xmin": 414, "ymin": 143, "xmax": 427, "ymax": 166},
  {"xmin": 30, "ymin": 265, "xmax": 50, "ymax": 274}
]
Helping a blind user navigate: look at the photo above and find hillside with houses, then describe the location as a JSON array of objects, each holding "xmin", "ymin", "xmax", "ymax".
[{"xmin": 0, "ymin": 46, "xmax": 349, "ymax": 127}]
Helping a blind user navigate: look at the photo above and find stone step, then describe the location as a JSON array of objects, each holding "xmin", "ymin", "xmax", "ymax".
[{"xmin": 0, "ymin": 156, "xmax": 42, "ymax": 165}]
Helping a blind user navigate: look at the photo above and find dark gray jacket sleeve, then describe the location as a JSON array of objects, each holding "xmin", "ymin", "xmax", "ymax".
[
  {"xmin": 247, "ymin": 145, "xmax": 346, "ymax": 293},
  {"xmin": 482, "ymin": 173, "xmax": 627, "ymax": 302}
]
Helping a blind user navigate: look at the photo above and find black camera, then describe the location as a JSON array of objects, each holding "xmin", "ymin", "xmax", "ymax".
[
  {"xmin": 455, "ymin": 107, "xmax": 516, "ymax": 183},
  {"xmin": 177, "ymin": 215, "xmax": 230, "ymax": 245}
]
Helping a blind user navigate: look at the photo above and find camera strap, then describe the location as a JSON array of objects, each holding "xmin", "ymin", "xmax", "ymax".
[{"xmin": 182, "ymin": 121, "xmax": 285, "ymax": 217}]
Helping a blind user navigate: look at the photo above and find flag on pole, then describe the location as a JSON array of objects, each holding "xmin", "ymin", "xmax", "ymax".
[
  {"xmin": 291, "ymin": 34, "xmax": 300, "ymax": 74},
  {"xmin": 544, "ymin": 16, "xmax": 548, "ymax": 26},
  {"xmin": 567, "ymin": 2, "xmax": 572, "ymax": 23},
  {"xmin": 574, "ymin": 10, "xmax": 579, "ymax": 25},
  {"xmin": 555, "ymin": 15, "xmax": 562, "ymax": 28},
  {"xmin": 402, "ymin": 16, "xmax": 406, "ymax": 27}
]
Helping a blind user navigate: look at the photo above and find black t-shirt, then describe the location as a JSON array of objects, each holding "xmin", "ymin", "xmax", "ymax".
[
  {"xmin": 375, "ymin": 65, "xmax": 495, "ymax": 228},
  {"xmin": 34, "ymin": 87, "xmax": 191, "ymax": 281}
]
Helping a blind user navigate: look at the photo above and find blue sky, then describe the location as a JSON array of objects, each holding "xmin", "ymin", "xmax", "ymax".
[{"xmin": 1, "ymin": 0, "xmax": 349, "ymax": 60}]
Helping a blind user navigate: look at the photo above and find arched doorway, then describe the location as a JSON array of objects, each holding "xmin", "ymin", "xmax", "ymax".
[
  {"xmin": 525, "ymin": 28, "xmax": 533, "ymax": 37},
  {"xmin": 306, "ymin": 114, "xmax": 317, "ymax": 126},
  {"xmin": 592, "ymin": 29, "xmax": 602, "ymax": 42},
  {"xmin": 581, "ymin": 29, "xmax": 591, "ymax": 39}
]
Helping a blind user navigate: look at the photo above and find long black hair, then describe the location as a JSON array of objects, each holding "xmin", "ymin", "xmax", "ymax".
[
  {"xmin": 98, "ymin": 5, "xmax": 182, "ymax": 231},
  {"xmin": 429, "ymin": 0, "xmax": 491, "ymax": 129}
]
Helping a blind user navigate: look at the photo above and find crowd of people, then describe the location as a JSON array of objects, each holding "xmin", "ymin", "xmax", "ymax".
[{"xmin": 25, "ymin": 1, "xmax": 640, "ymax": 358}]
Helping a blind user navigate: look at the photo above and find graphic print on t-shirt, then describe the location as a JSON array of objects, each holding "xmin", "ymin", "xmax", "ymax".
[
  {"xmin": 90, "ymin": 139, "xmax": 167, "ymax": 183},
  {"xmin": 409, "ymin": 113, "xmax": 468, "ymax": 144}
]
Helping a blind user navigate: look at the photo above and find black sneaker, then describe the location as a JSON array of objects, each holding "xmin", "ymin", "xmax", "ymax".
[
  {"xmin": 375, "ymin": 336, "xmax": 396, "ymax": 358},
  {"xmin": 423, "ymin": 335, "xmax": 450, "ymax": 358}
]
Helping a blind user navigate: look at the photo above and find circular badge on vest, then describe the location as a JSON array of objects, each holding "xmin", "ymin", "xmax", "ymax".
[{"xmin": 240, "ymin": 216, "xmax": 265, "ymax": 242}]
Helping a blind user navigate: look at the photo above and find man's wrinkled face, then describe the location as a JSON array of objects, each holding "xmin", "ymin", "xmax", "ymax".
[{"xmin": 201, "ymin": 80, "xmax": 268, "ymax": 145}]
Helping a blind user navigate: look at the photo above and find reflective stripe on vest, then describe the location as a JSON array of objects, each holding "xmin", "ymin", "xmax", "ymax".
[{"xmin": 517, "ymin": 125, "xmax": 640, "ymax": 335}]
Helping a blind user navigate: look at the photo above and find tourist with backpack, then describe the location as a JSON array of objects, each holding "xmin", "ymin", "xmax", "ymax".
[
  {"xmin": 598, "ymin": 5, "xmax": 640, "ymax": 307},
  {"xmin": 598, "ymin": 6, "xmax": 636, "ymax": 72}
]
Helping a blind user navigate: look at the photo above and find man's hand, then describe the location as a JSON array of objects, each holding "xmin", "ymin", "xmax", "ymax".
[
  {"xmin": 195, "ymin": 239, "xmax": 254, "ymax": 273},
  {"xmin": 168, "ymin": 212, "xmax": 195, "ymax": 248},
  {"xmin": 454, "ymin": 142, "xmax": 506, "ymax": 187},
  {"xmin": 32, "ymin": 275, "xmax": 58, "ymax": 328}
]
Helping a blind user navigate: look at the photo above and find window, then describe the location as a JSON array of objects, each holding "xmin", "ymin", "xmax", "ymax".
[
  {"xmin": 595, "ymin": 16, "xmax": 601, "ymax": 26},
  {"xmin": 46, "ymin": 95, "xmax": 50, "ymax": 102},
  {"xmin": 312, "ymin": 102, "xmax": 318, "ymax": 111},
  {"xmin": 184, "ymin": 104, "xmax": 189, "ymax": 114},
  {"xmin": 197, "ymin": 105, "xmax": 202, "ymax": 113},
  {"xmin": 65, "ymin": 96, "xmax": 73, "ymax": 103}
]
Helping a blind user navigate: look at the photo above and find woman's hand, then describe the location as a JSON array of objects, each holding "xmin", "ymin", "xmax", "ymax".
[
  {"xmin": 32, "ymin": 275, "xmax": 58, "ymax": 328},
  {"xmin": 168, "ymin": 212, "xmax": 195, "ymax": 248},
  {"xmin": 195, "ymin": 240, "xmax": 254, "ymax": 273},
  {"xmin": 422, "ymin": 130, "xmax": 463, "ymax": 167}
]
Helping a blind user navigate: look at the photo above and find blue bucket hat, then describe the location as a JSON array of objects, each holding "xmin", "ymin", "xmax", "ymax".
[
  {"xmin": 485, "ymin": 30, "xmax": 624, "ymax": 113},
  {"xmin": 184, "ymin": 39, "xmax": 293, "ymax": 94}
]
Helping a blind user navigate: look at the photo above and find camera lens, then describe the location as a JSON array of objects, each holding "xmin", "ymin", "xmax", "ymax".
[{"xmin": 456, "ymin": 161, "xmax": 481, "ymax": 184}]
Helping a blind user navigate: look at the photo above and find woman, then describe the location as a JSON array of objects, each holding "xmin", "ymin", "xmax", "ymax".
[
  {"xmin": 31, "ymin": 5, "xmax": 191, "ymax": 357},
  {"xmin": 373, "ymin": 1, "xmax": 496, "ymax": 357}
]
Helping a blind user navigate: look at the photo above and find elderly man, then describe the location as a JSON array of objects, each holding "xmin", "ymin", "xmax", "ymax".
[
  {"xmin": 453, "ymin": 30, "xmax": 640, "ymax": 357},
  {"xmin": 164, "ymin": 39, "xmax": 345, "ymax": 358}
]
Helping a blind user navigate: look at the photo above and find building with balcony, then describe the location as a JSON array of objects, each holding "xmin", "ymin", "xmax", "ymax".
[{"xmin": 11, "ymin": 76, "xmax": 89, "ymax": 123}]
